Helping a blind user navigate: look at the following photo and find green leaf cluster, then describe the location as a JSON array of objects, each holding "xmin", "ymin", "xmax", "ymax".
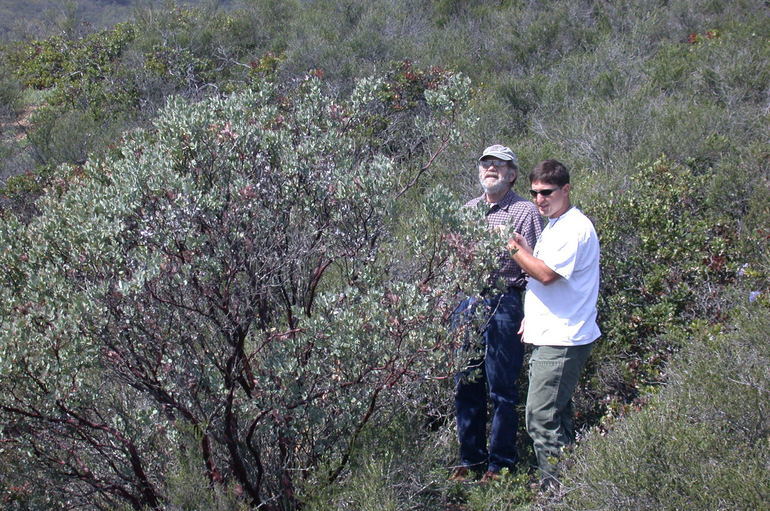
[{"xmin": 580, "ymin": 156, "xmax": 746, "ymax": 423}]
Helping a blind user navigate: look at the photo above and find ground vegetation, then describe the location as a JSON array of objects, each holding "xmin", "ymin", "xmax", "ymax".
[{"xmin": 0, "ymin": 0, "xmax": 768, "ymax": 509}]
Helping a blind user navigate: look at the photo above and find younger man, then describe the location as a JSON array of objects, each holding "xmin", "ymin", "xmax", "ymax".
[{"xmin": 506, "ymin": 159, "xmax": 600, "ymax": 487}]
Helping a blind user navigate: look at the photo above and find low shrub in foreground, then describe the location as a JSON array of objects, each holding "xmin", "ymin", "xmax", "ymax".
[{"xmin": 546, "ymin": 302, "xmax": 770, "ymax": 511}]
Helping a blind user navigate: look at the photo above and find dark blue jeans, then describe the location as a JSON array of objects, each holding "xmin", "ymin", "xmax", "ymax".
[{"xmin": 453, "ymin": 291, "xmax": 524, "ymax": 473}]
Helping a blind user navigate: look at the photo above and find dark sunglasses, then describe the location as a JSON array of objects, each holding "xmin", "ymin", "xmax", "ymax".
[{"xmin": 529, "ymin": 187, "xmax": 560, "ymax": 198}]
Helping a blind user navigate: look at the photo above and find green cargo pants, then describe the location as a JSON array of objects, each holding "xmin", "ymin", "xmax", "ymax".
[{"xmin": 526, "ymin": 343, "xmax": 593, "ymax": 481}]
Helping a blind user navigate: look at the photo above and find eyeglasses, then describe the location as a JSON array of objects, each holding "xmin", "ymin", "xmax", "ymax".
[
  {"xmin": 479, "ymin": 159, "xmax": 510, "ymax": 168},
  {"xmin": 529, "ymin": 187, "xmax": 560, "ymax": 198}
]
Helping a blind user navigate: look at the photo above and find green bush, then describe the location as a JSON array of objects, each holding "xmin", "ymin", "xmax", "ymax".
[
  {"xmin": 0, "ymin": 68, "xmax": 494, "ymax": 510},
  {"xmin": 0, "ymin": 74, "xmax": 23, "ymax": 119},
  {"xmin": 6, "ymin": 23, "xmax": 136, "ymax": 90},
  {"xmin": 24, "ymin": 105, "xmax": 128, "ymax": 166},
  {"xmin": 577, "ymin": 157, "xmax": 744, "ymax": 422}
]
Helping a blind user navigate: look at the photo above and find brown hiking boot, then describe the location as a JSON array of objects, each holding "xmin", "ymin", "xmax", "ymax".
[
  {"xmin": 480, "ymin": 470, "xmax": 502, "ymax": 483},
  {"xmin": 448, "ymin": 466, "xmax": 474, "ymax": 483}
]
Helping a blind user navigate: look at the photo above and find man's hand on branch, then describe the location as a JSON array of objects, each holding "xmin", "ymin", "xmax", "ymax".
[{"xmin": 507, "ymin": 232, "xmax": 532, "ymax": 257}]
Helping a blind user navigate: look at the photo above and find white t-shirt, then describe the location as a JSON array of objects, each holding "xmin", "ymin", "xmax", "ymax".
[{"xmin": 523, "ymin": 207, "xmax": 600, "ymax": 346}]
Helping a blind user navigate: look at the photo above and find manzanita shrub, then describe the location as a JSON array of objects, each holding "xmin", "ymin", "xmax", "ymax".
[{"xmin": 0, "ymin": 71, "xmax": 502, "ymax": 510}]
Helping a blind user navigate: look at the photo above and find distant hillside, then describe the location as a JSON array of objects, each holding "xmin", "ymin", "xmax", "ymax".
[{"xmin": 0, "ymin": 0, "xmax": 233, "ymax": 41}]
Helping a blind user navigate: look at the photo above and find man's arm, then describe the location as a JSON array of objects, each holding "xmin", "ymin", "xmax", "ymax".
[{"xmin": 507, "ymin": 233, "xmax": 561, "ymax": 285}]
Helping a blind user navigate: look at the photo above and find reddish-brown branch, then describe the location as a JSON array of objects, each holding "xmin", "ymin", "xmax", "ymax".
[
  {"xmin": 304, "ymin": 258, "xmax": 333, "ymax": 317},
  {"xmin": 55, "ymin": 405, "xmax": 161, "ymax": 510},
  {"xmin": 223, "ymin": 385, "xmax": 262, "ymax": 505},
  {"xmin": 327, "ymin": 385, "xmax": 383, "ymax": 484},
  {"xmin": 394, "ymin": 135, "xmax": 452, "ymax": 200}
]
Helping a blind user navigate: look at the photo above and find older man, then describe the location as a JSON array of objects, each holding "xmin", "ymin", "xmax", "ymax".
[{"xmin": 450, "ymin": 145, "xmax": 542, "ymax": 482}]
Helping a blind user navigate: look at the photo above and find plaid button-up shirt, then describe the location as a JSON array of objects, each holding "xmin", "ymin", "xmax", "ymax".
[{"xmin": 465, "ymin": 189, "xmax": 543, "ymax": 290}]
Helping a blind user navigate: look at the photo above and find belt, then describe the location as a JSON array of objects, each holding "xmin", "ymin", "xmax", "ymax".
[{"xmin": 481, "ymin": 285, "xmax": 525, "ymax": 297}]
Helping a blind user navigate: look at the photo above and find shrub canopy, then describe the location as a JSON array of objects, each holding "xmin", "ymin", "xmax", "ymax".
[{"xmin": 0, "ymin": 70, "xmax": 505, "ymax": 510}]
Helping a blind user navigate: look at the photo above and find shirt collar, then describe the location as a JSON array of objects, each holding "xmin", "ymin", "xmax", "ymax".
[{"xmin": 487, "ymin": 189, "xmax": 520, "ymax": 211}]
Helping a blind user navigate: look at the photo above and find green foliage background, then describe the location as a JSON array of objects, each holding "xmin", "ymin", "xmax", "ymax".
[{"xmin": 0, "ymin": 0, "xmax": 768, "ymax": 509}]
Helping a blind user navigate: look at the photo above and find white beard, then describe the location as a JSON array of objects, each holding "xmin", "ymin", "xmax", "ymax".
[{"xmin": 480, "ymin": 177, "xmax": 511, "ymax": 197}]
